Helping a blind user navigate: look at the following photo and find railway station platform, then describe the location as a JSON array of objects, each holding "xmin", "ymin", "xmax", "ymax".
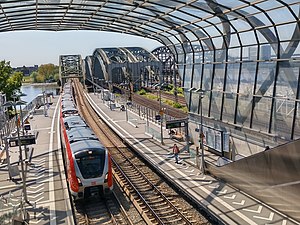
[
  {"xmin": 0, "ymin": 95, "xmax": 73, "ymax": 225},
  {"xmin": 87, "ymin": 92, "xmax": 300, "ymax": 225}
]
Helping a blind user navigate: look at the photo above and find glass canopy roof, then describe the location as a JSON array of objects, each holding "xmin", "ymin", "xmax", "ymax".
[
  {"xmin": 1, "ymin": 0, "xmax": 300, "ymax": 142},
  {"xmin": 0, "ymin": 1, "xmax": 298, "ymax": 48}
]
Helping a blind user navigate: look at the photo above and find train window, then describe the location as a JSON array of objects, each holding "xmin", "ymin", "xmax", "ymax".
[{"xmin": 75, "ymin": 150, "xmax": 105, "ymax": 179}]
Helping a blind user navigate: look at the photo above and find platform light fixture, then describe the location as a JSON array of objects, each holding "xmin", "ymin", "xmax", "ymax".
[
  {"xmin": 195, "ymin": 88, "xmax": 206, "ymax": 174},
  {"xmin": 3, "ymin": 99, "xmax": 28, "ymax": 202}
]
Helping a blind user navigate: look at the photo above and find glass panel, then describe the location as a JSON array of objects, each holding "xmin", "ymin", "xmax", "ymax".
[
  {"xmin": 168, "ymin": 36, "xmax": 180, "ymax": 45},
  {"xmin": 223, "ymin": 93, "xmax": 236, "ymax": 123},
  {"xmin": 230, "ymin": 19, "xmax": 252, "ymax": 31},
  {"xmin": 186, "ymin": 53, "xmax": 194, "ymax": 64},
  {"xmin": 252, "ymin": 96, "xmax": 272, "ymax": 133},
  {"xmin": 190, "ymin": 91, "xmax": 200, "ymax": 114},
  {"xmin": 239, "ymin": 62, "xmax": 256, "ymax": 95},
  {"xmin": 183, "ymin": 89, "xmax": 191, "ymax": 109},
  {"xmin": 169, "ymin": 11, "xmax": 198, "ymax": 23},
  {"xmin": 204, "ymin": 50, "xmax": 213, "ymax": 63},
  {"xmin": 201, "ymin": 90, "xmax": 210, "ymax": 118},
  {"xmin": 251, "ymin": 12, "xmax": 273, "ymax": 27},
  {"xmin": 185, "ymin": 64, "xmax": 193, "ymax": 88},
  {"xmin": 202, "ymin": 64, "xmax": 213, "ymax": 90},
  {"xmin": 243, "ymin": 46, "xmax": 258, "ymax": 61},
  {"xmin": 226, "ymin": 62, "xmax": 240, "ymax": 93},
  {"xmin": 259, "ymin": 44, "xmax": 271, "ymax": 60},
  {"xmin": 236, "ymin": 94, "xmax": 252, "ymax": 127},
  {"xmin": 215, "ymin": 49, "xmax": 226, "ymax": 62},
  {"xmin": 240, "ymin": 30, "xmax": 257, "ymax": 46},
  {"xmin": 266, "ymin": 7, "xmax": 295, "ymax": 24},
  {"xmin": 210, "ymin": 91, "xmax": 222, "ymax": 120},
  {"xmin": 277, "ymin": 61, "xmax": 299, "ymax": 99},
  {"xmin": 185, "ymin": 31, "xmax": 198, "ymax": 42},
  {"xmin": 294, "ymin": 102, "xmax": 300, "ymax": 139},
  {"xmin": 256, "ymin": 0, "xmax": 283, "ymax": 10},
  {"xmin": 194, "ymin": 51, "xmax": 203, "ymax": 64},
  {"xmin": 202, "ymin": 25, "xmax": 221, "ymax": 37},
  {"xmin": 192, "ymin": 64, "xmax": 202, "ymax": 88},
  {"xmin": 238, "ymin": 6, "xmax": 260, "ymax": 14},
  {"xmin": 277, "ymin": 23, "xmax": 298, "ymax": 41},
  {"xmin": 256, "ymin": 61, "xmax": 276, "ymax": 98},
  {"xmin": 178, "ymin": 53, "xmax": 185, "ymax": 64},
  {"xmin": 212, "ymin": 36, "xmax": 224, "ymax": 49},
  {"xmin": 228, "ymin": 48, "xmax": 241, "ymax": 61},
  {"xmin": 215, "ymin": 0, "xmax": 246, "ymax": 8},
  {"xmin": 214, "ymin": 64, "xmax": 225, "ymax": 92},
  {"xmin": 272, "ymin": 98, "xmax": 294, "ymax": 139},
  {"xmin": 229, "ymin": 33, "xmax": 241, "ymax": 48}
]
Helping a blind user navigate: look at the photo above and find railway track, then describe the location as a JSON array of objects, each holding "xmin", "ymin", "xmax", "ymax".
[
  {"xmin": 74, "ymin": 192, "xmax": 132, "ymax": 225},
  {"xmin": 132, "ymin": 94, "xmax": 187, "ymax": 119},
  {"xmin": 73, "ymin": 79, "xmax": 211, "ymax": 224},
  {"xmin": 71, "ymin": 80, "xmax": 134, "ymax": 225},
  {"xmin": 114, "ymin": 84, "xmax": 187, "ymax": 119}
]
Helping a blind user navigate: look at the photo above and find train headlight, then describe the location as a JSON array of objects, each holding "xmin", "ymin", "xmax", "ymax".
[
  {"xmin": 104, "ymin": 173, "xmax": 108, "ymax": 183},
  {"xmin": 77, "ymin": 177, "xmax": 83, "ymax": 186}
]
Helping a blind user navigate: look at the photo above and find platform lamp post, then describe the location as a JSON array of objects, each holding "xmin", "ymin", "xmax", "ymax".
[
  {"xmin": 13, "ymin": 91, "xmax": 28, "ymax": 159},
  {"xmin": 3, "ymin": 99, "xmax": 28, "ymax": 203},
  {"xmin": 196, "ymin": 89, "xmax": 205, "ymax": 174}
]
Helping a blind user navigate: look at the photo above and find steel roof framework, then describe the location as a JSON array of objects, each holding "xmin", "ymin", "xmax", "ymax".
[{"xmin": 1, "ymin": 0, "xmax": 300, "ymax": 141}]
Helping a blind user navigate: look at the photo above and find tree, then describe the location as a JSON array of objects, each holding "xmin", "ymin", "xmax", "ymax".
[
  {"xmin": 0, "ymin": 60, "xmax": 23, "ymax": 100},
  {"xmin": 38, "ymin": 63, "xmax": 59, "ymax": 82}
]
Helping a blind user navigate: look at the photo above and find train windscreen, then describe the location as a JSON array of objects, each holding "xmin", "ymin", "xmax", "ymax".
[{"xmin": 75, "ymin": 150, "xmax": 105, "ymax": 179}]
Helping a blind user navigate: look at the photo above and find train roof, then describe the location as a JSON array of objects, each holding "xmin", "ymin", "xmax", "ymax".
[
  {"xmin": 62, "ymin": 100, "xmax": 75, "ymax": 106},
  {"xmin": 67, "ymin": 127, "xmax": 98, "ymax": 143},
  {"xmin": 62, "ymin": 93, "xmax": 72, "ymax": 99},
  {"xmin": 63, "ymin": 115, "xmax": 87, "ymax": 129},
  {"xmin": 70, "ymin": 139, "xmax": 105, "ymax": 153},
  {"xmin": 62, "ymin": 106, "xmax": 78, "ymax": 113}
]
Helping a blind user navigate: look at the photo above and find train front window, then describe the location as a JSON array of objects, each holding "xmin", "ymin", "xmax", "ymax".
[{"xmin": 75, "ymin": 150, "xmax": 105, "ymax": 179}]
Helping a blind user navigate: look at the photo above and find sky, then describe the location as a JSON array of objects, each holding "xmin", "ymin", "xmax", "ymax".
[{"xmin": 0, "ymin": 30, "xmax": 162, "ymax": 68}]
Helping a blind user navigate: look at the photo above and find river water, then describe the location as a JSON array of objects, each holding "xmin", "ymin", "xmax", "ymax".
[{"xmin": 20, "ymin": 84, "xmax": 58, "ymax": 104}]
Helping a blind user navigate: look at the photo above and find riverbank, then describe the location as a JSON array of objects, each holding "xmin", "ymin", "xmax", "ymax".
[{"xmin": 22, "ymin": 82, "xmax": 59, "ymax": 87}]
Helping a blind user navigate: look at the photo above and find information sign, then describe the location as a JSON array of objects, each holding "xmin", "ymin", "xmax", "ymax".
[
  {"xmin": 9, "ymin": 135, "xmax": 36, "ymax": 147},
  {"xmin": 166, "ymin": 119, "xmax": 186, "ymax": 129}
]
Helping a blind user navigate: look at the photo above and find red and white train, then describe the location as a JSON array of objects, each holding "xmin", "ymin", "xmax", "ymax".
[{"xmin": 60, "ymin": 81, "xmax": 113, "ymax": 199}]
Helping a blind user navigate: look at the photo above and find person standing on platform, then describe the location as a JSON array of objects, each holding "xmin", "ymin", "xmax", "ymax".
[{"xmin": 173, "ymin": 144, "xmax": 180, "ymax": 164}]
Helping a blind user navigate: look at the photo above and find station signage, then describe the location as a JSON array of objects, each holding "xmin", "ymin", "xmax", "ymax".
[
  {"xmin": 9, "ymin": 135, "xmax": 36, "ymax": 147},
  {"xmin": 166, "ymin": 119, "xmax": 187, "ymax": 129}
]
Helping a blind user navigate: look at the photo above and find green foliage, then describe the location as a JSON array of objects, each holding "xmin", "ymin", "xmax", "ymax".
[
  {"xmin": 172, "ymin": 102, "xmax": 183, "ymax": 108},
  {"xmin": 0, "ymin": 60, "xmax": 23, "ymax": 100},
  {"xmin": 29, "ymin": 64, "xmax": 59, "ymax": 83},
  {"xmin": 167, "ymin": 86, "xmax": 184, "ymax": 95},
  {"xmin": 38, "ymin": 63, "xmax": 59, "ymax": 82},
  {"xmin": 137, "ymin": 89, "xmax": 147, "ymax": 95},
  {"xmin": 30, "ymin": 71, "xmax": 38, "ymax": 83},
  {"xmin": 22, "ymin": 76, "xmax": 32, "ymax": 83}
]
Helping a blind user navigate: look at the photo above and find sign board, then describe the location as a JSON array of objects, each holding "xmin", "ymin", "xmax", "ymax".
[
  {"xmin": 9, "ymin": 135, "xmax": 36, "ymax": 147},
  {"xmin": 24, "ymin": 124, "xmax": 31, "ymax": 131},
  {"xmin": 166, "ymin": 119, "xmax": 186, "ymax": 129}
]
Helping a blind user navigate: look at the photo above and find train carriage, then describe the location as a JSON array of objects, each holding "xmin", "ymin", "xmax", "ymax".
[{"xmin": 60, "ymin": 81, "xmax": 113, "ymax": 200}]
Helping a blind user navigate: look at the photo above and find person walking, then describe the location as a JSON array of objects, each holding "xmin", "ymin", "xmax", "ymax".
[{"xmin": 173, "ymin": 144, "xmax": 180, "ymax": 164}]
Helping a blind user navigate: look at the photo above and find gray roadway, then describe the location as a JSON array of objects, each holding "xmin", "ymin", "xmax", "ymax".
[
  {"xmin": 0, "ymin": 95, "xmax": 73, "ymax": 225},
  {"xmin": 87, "ymin": 92, "xmax": 299, "ymax": 225}
]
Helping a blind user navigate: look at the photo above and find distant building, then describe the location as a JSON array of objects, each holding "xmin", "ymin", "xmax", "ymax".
[
  {"xmin": 260, "ymin": 45, "xmax": 271, "ymax": 60},
  {"xmin": 14, "ymin": 65, "xmax": 38, "ymax": 76}
]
